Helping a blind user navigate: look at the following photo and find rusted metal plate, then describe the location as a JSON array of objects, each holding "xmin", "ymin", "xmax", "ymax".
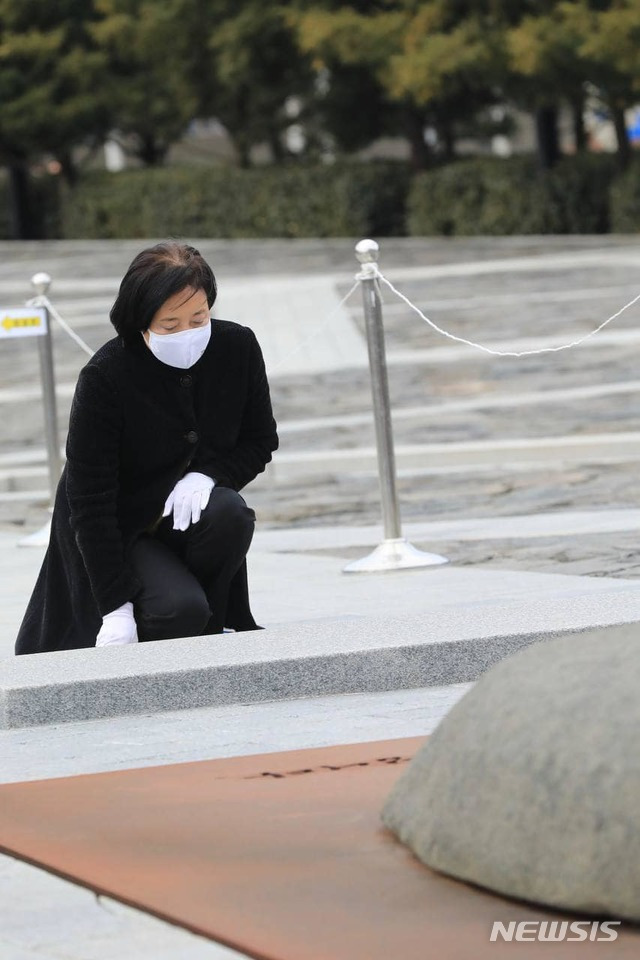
[{"xmin": 0, "ymin": 736, "xmax": 637, "ymax": 959}]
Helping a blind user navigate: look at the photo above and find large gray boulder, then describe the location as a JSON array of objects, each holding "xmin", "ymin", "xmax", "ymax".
[{"xmin": 382, "ymin": 623, "xmax": 640, "ymax": 921}]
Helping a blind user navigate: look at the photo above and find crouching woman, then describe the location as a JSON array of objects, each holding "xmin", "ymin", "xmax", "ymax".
[{"xmin": 16, "ymin": 241, "xmax": 278, "ymax": 655}]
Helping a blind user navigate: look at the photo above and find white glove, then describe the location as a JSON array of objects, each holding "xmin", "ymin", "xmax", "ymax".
[
  {"xmin": 163, "ymin": 471, "xmax": 215, "ymax": 531},
  {"xmin": 95, "ymin": 601, "xmax": 139, "ymax": 647}
]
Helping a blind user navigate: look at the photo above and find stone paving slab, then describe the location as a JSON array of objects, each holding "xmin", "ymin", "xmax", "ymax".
[
  {"xmin": 7, "ymin": 527, "xmax": 640, "ymax": 654},
  {"xmin": 216, "ymin": 274, "xmax": 369, "ymax": 375},
  {"xmin": 386, "ymin": 324, "xmax": 640, "ymax": 364},
  {"xmin": 0, "ymin": 530, "xmax": 620, "ymax": 650},
  {"xmin": 5, "ymin": 510, "xmax": 640, "ymax": 726},
  {"xmin": 4, "ymin": 578, "xmax": 640, "ymax": 727},
  {"xmin": 267, "ymin": 432, "xmax": 640, "ymax": 480},
  {"xmin": 252, "ymin": 508, "xmax": 640, "ymax": 551},
  {"xmin": 0, "ymin": 856, "xmax": 244, "ymax": 960},
  {"xmin": 0, "ymin": 683, "xmax": 470, "ymax": 785}
]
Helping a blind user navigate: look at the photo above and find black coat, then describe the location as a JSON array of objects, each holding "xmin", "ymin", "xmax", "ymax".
[{"xmin": 15, "ymin": 319, "xmax": 278, "ymax": 655}]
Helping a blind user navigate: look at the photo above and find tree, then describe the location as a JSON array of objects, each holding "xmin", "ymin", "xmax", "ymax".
[
  {"xmin": 307, "ymin": 63, "xmax": 399, "ymax": 157},
  {"xmin": 562, "ymin": 0, "xmax": 640, "ymax": 169},
  {"xmin": 387, "ymin": 2, "xmax": 509, "ymax": 163},
  {"xmin": 506, "ymin": 0, "xmax": 640, "ymax": 170},
  {"xmin": 287, "ymin": 2, "xmax": 409, "ymax": 160},
  {"xmin": 506, "ymin": 3, "xmax": 584, "ymax": 167},
  {"xmin": 194, "ymin": 2, "xmax": 315, "ymax": 167},
  {"xmin": 0, "ymin": 0, "xmax": 108, "ymax": 235},
  {"xmin": 95, "ymin": 0, "xmax": 317, "ymax": 169},
  {"xmin": 90, "ymin": 0, "xmax": 198, "ymax": 166},
  {"xmin": 291, "ymin": 1, "xmax": 509, "ymax": 169}
]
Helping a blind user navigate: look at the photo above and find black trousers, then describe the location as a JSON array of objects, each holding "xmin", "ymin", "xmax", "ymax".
[{"xmin": 130, "ymin": 487, "xmax": 256, "ymax": 642}]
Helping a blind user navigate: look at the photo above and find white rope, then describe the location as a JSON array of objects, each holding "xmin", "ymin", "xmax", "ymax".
[
  {"xmin": 372, "ymin": 266, "xmax": 640, "ymax": 358},
  {"xmin": 268, "ymin": 279, "xmax": 360, "ymax": 373},
  {"xmin": 32, "ymin": 259, "xmax": 637, "ymax": 370},
  {"xmin": 29, "ymin": 294, "xmax": 95, "ymax": 357}
]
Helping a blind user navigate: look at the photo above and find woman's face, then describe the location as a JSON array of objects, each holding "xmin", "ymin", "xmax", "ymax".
[{"xmin": 144, "ymin": 287, "xmax": 210, "ymax": 342}]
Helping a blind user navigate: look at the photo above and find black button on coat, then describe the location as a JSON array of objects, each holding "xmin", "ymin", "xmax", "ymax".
[{"xmin": 15, "ymin": 320, "xmax": 279, "ymax": 655}]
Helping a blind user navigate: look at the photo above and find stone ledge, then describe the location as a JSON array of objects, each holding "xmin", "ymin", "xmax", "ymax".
[{"xmin": 3, "ymin": 592, "xmax": 640, "ymax": 728}]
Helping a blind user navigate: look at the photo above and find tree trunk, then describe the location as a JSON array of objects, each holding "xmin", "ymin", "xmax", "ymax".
[
  {"xmin": 137, "ymin": 134, "xmax": 167, "ymax": 167},
  {"xmin": 571, "ymin": 96, "xmax": 587, "ymax": 153},
  {"xmin": 268, "ymin": 128, "xmax": 285, "ymax": 164},
  {"xmin": 439, "ymin": 118, "xmax": 456, "ymax": 163},
  {"xmin": 535, "ymin": 105, "xmax": 560, "ymax": 169},
  {"xmin": 58, "ymin": 150, "xmax": 78, "ymax": 187},
  {"xmin": 6, "ymin": 160, "xmax": 35, "ymax": 240},
  {"xmin": 234, "ymin": 133, "xmax": 252, "ymax": 169},
  {"xmin": 404, "ymin": 108, "xmax": 430, "ymax": 171},
  {"xmin": 611, "ymin": 104, "xmax": 631, "ymax": 171}
]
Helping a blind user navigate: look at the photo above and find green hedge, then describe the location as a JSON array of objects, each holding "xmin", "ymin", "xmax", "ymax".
[
  {"xmin": 610, "ymin": 159, "xmax": 640, "ymax": 232},
  {"xmin": 407, "ymin": 154, "xmax": 617, "ymax": 236},
  {"xmin": 2, "ymin": 154, "xmax": 636, "ymax": 240},
  {"xmin": 60, "ymin": 162, "xmax": 410, "ymax": 239}
]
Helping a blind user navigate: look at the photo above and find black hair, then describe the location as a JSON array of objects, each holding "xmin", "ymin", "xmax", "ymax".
[{"xmin": 110, "ymin": 241, "xmax": 217, "ymax": 341}]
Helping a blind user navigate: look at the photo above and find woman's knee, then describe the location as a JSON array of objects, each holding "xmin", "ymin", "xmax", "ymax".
[
  {"xmin": 198, "ymin": 487, "xmax": 256, "ymax": 542},
  {"xmin": 136, "ymin": 588, "xmax": 211, "ymax": 640}
]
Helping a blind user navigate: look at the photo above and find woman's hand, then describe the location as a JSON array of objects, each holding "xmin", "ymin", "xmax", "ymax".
[
  {"xmin": 95, "ymin": 601, "xmax": 139, "ymax": 647},
  {"xmin": 163, "ymin": 472, "xmax": 215, "ymax": 531}
]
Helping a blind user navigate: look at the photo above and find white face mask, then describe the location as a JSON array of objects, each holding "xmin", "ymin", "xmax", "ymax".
[{"xmin": 146, "ymin": 322, "xmax": 211, "ymax": 369}]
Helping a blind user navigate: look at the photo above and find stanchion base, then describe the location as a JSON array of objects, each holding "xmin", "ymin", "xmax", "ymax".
[
  {"xmin": 342, "ymin": 538, "xmax": 448, "ymax": 574},
  {"xmin": 18, "ymin": 518, "xmax": 52, "ymax": 548}
]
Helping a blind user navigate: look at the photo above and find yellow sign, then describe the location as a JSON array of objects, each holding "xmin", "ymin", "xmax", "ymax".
[
  {"xmin": 0, "ymin": 307, "xmax": 47, "ymax": 338},
  {"xmin": 2, "ymin": 315, "xmax": 42, "ymax": 331}
]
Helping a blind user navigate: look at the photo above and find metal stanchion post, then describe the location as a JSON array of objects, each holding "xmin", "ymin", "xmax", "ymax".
[
  {"xmin": 18, "ymin": 272, "xmax": 59, "ymax": 547},
  {"xmin": 33, "ymin": 273, "xmax": 61, "ymax": 500},
  {"xmin": 343, "ymin": 239, "xmax": 448, "ymax": 573}
]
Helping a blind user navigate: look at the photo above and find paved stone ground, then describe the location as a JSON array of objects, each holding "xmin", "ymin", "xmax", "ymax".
[
  {"xmin": 314, "ymin": 529, "xmax": 640, "ymax": 579},
  {"xmin": 3, "ymin": 237, "xmax": 640, "ymax": 584}
]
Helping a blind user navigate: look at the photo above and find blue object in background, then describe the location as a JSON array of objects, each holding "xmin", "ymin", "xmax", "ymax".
[{"xmin": 628, "ymin": 111, "xmax": 640, "ymax": 143}]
